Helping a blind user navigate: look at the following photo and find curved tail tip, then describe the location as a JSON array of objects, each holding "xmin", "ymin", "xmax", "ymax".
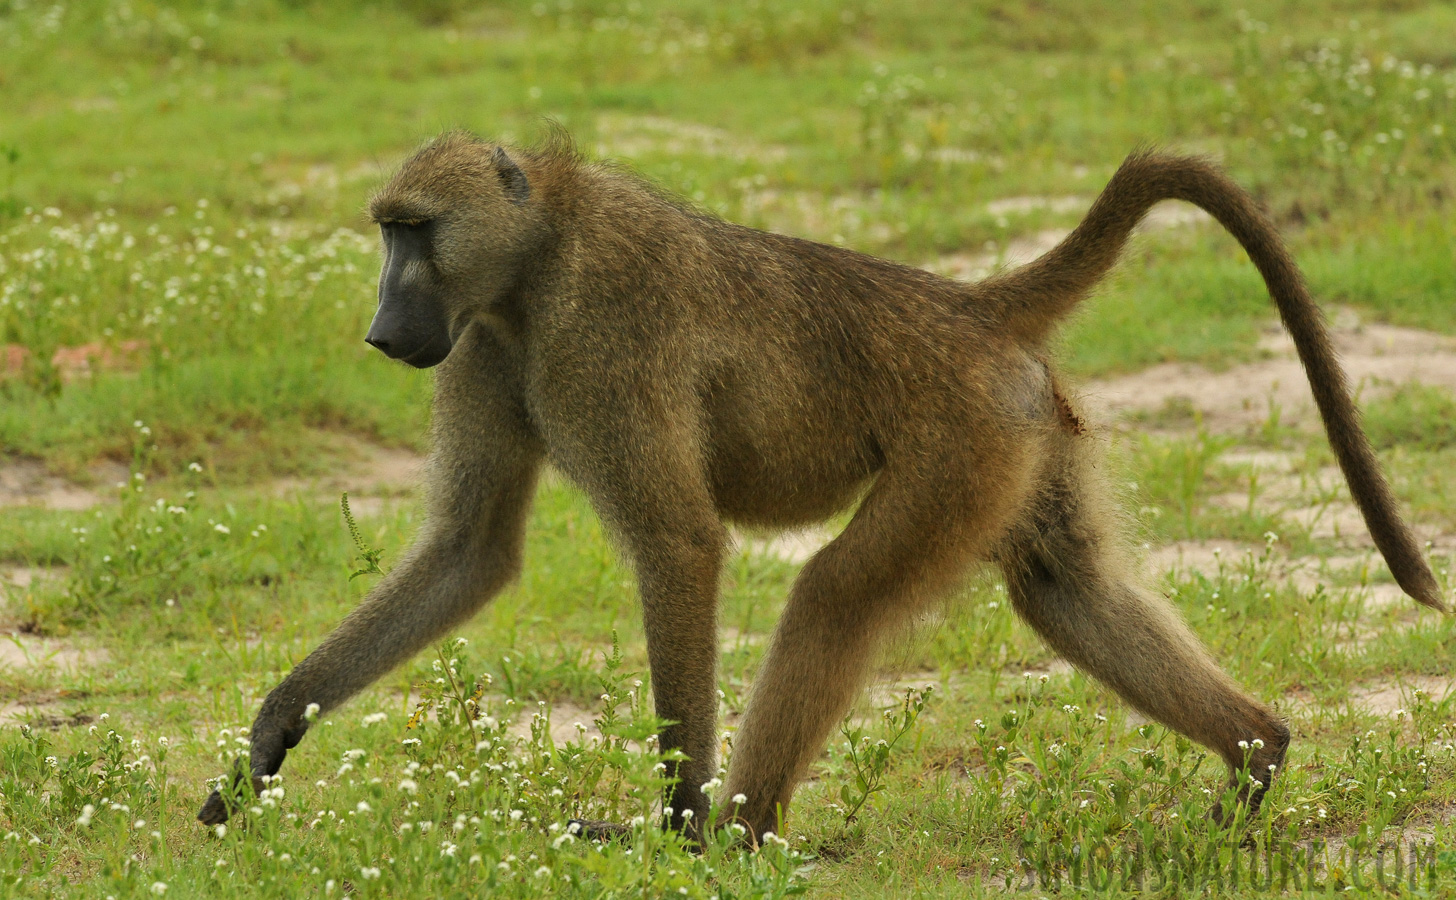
[{"xmin": 1403, "ymin": 572, "xmax": 1448, "ymax": 614}]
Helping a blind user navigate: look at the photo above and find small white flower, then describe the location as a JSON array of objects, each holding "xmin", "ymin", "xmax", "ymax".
[
  {"xmin": 214, "ymin": 523, "xmax": 230, "ymax": 534},
  {"xmin": 360, "ymin": 867, "xmax": 380, "ymax": 880},
  {"xmin": 150, "ymin": 884, "xmax": 167, "ymax": 896},
  {"xmin": 356, "ymin": 801, "xmax": 372, "ymax": 814},
  {"xmin": 304, "ymin": 703, "xmax": 321, "ymax": 721},
  {"xmin": 188, "ymin": 462, "xmax": 203, "ymax": 473},
  {"xmin": 362, "ymin": 712, "xmax": 387, "ymax": 726},
  {"xmin": 399, "ymin": 779, "xmax": 418, "ymax": 794},
  {"xmin": 731, "ymin": 793, "xmax": 747, "ymax": 805},
  {"xmin": 214, "ymin": 824, "xmax": 226, "ymax": 839}
]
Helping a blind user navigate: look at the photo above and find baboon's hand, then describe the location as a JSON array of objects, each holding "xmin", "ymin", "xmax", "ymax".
[
  {"xmin": 196, "ymin": 759, "xmax": 264, "ymax": 826},
  {"xmin": 196, "ymin": 717, "xmax": 303, "ymax": 826}
]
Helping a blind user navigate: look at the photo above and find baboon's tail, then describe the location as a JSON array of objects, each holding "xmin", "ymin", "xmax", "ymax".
[{"xmin": 984, "ymin": 149, "xmax": 1445, "ymax": 612}]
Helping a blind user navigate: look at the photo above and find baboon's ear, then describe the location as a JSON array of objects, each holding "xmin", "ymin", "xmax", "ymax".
[{"xmin": 492, "ymin": 147, "xmax": 531, "ymax": 206}]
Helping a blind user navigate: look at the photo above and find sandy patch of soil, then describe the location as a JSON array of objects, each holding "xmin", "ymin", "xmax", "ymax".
[
  {"xmin": 0, "ymin": 629, "xmax": 108, "ymax": 727},
  {"xmin": 0, "ymin": 632, "xmax": 108, "ymax": 673},
  {"xmin": 1144, "ymin": 539, "xmax": 1261, "ymax": 579},
  {"xmin": 1143, "ymin": 538, "xmax": 1428, "ymax": 603},
  {"xmin": 507, "ymin": 699, "xmax": 603, "ymax": 746},
  {"xmin": 1085, "ymin": 319, "xmax": 1456, "ymax": 433},
  {"xmin": 1348, "ymin": 677, "xmax": 1453, "ymax": 716},
  {"xmin": 1287, "ymin": 675, "xmax": 1452, "ymax": 720},
  {"xmin": 0, "ymin": 458, "xmax": 130, "ymax": 511},
  {"xmin": 269, "ymin": 443, "xmax": 425, "ymax": 517},
  {"xmin": 0, "ymin": 696, "xmax": 95, "ymax": 729},
  {"xmin": 1, "ymin": 566, "xmax": 67, "ymax": 591},
  {"xmin": 2, "ymin": 340, "xmax": 149, "ymax": 382}
]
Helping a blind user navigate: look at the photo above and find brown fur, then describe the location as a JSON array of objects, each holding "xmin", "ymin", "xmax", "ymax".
[{"xmin": 199, "ymin": 132, "xmax": 1442, "ymax": 839}]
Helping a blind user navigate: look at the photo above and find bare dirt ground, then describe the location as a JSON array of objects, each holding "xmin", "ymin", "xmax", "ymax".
[
  {"xmin": 265, "ymin": 441, "xmax": 424, "ymax": 518},
  {"xmin": 0, "ymin": 633, "xmax": 110, "ymax": 727},
  {"xmin": 0, "ymin": 457, "xmax": 129, "ymax": 511},
  {"xmin": 0, "ymin": 440, "xmax": 421, "ymax": 516},
  {"xmin": 1085, "ymin": 319, "xmax": 1456, "ymax": 434}
]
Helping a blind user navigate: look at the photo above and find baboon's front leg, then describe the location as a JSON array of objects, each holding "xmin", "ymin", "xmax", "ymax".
[
  {"xmin": 994, "ymin": 452, "xmax": 1289, "ymax": 821},
  {"xmin": 198, "ymin": 326, "xmax": 542, "ymax": 825},
  {"xmin": 572, "ymin": 458, "xmax": 727, "ymax": 834},
  {"xmin": 634, "ymin": 523, "xmax": 727, "ymax": 833}
]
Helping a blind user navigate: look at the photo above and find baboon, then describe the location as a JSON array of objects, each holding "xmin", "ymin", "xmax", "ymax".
[{"xmin": 199, "ymin": 132, "xmax": 1445, "ymax": 840}]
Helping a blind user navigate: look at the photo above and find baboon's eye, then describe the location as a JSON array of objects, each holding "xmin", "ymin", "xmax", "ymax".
[{"xmin": 379, "ymin": 218, "xmax": 431, "ymax": 230}]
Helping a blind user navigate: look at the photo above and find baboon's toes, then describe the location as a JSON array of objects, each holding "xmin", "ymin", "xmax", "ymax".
[
  {"xmin": 197, "ymin": 790, "xmax": 231, "ymax": 826},
  {"xmin": 566, "ymin": 819, "xmax": 632, "ymax": 842}
]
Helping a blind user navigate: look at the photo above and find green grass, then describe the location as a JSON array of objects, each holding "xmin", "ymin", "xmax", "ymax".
[{"xmin": 4, "ymin": 0, "xmax": 1456, "ymax": 896}]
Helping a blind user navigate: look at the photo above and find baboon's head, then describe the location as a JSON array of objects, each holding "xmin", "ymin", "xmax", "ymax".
[{"xmin": 365, "ymin": 132, "xmax": 541, "ymax": 368}]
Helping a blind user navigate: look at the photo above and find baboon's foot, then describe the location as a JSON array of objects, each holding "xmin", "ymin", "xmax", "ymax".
[
  {"xmin": 1211, "ymin": 720, "xmax": 1291, "ymax": 827},
  {"xmin": 566, "ymin": 819, "xmax": 633, "ymax": 843}
]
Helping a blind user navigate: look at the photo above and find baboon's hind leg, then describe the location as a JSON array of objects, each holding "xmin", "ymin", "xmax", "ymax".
[
  {"xmin": 723, "ymin": 433, "xmax": 1039, "ymax": 842},
  {"xmin": 994, "ymin": 448, "xmax": 1289, "ymax": 820}
]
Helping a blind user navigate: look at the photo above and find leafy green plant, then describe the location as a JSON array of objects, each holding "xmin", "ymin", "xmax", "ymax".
[
  {"xmin": 340, "ymin": 491, "xmax": 386, "ymax": 580},
  {"xmin": 835, "ymin": 686, "xmax": 931, "ymax": 825}
]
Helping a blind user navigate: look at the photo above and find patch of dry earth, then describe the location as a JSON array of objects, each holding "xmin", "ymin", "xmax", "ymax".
[
  {"xmin": 507, "ymin": 700, "xmax": 603, "ymax": 746},
  {"xmin": 0, "ymin": 632, "xmax": 108, "ymax": 673},
  {"xmin": 1085, "ymin": 319, "xmax": 1456, "ymax": 433},
  {"xmin": 0, "ymin": 458, "xmax": 129, "ymax": 511},
  {"xmin": 268, "ymin": 443, "xmax": 424, "ymax": 517}
]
